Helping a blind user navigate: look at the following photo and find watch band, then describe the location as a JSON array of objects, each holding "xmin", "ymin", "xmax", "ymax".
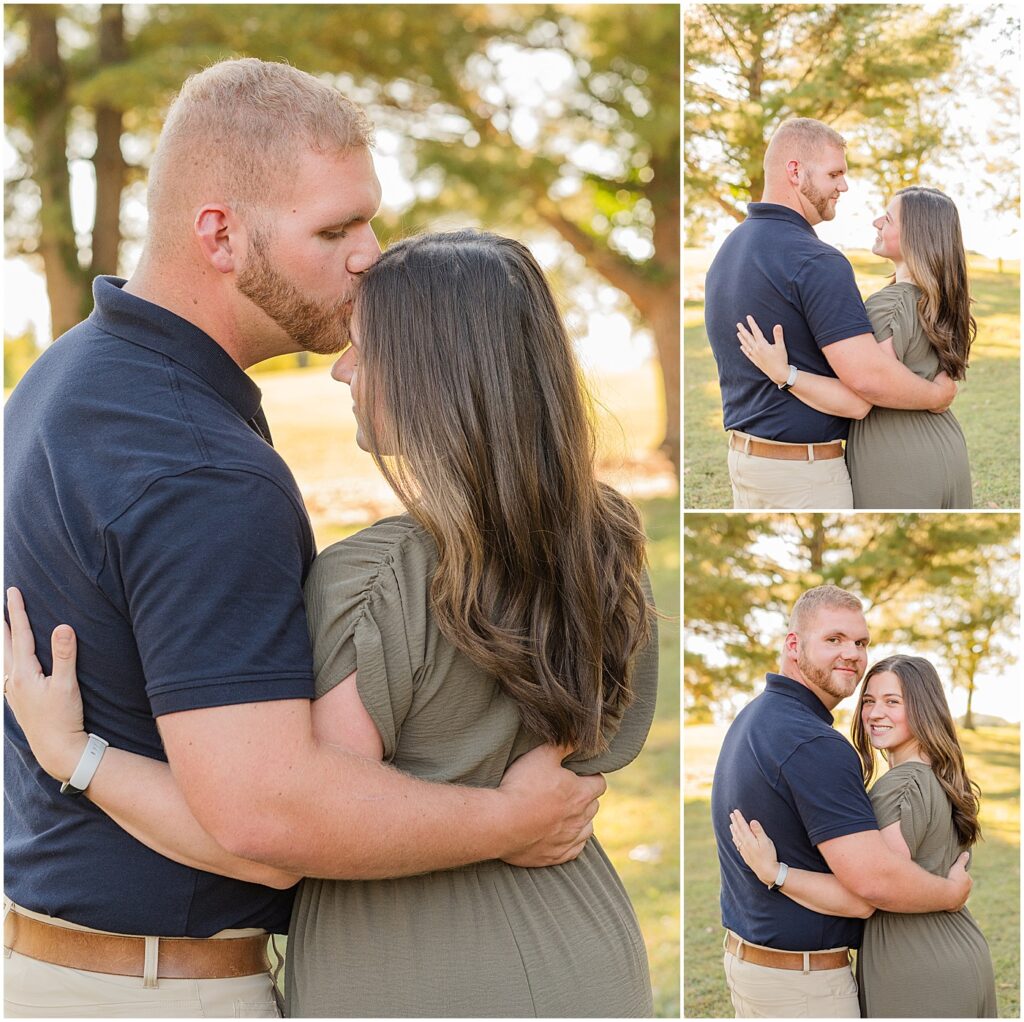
[
  {"xmin": 60, "ymin": 734, "xmax": 110, "ymax": 796},
  {"xmin": 768, "ymin": 861, "xmax": 789, "ymax": 891},
  {"xmin": 778, "ymin": 365, "xmax": 799, "ymax": 391}
]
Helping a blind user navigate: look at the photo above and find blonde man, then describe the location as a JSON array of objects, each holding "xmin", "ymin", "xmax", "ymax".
[
  {"xmin": 711, "ymin": 585, "xmax": 972, "ymax": 1017},
  {"xmin": 704, "ymin": 118, "xmax": 957, "ymax": 509},
  {"xmin": 3, "ymin": 59, "xmax": 604, "ymax": 1017}
]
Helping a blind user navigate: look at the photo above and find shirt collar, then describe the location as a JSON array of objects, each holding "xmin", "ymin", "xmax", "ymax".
[
  {"xmin": 746, "ymin": 203, "xmax": 817, "ymax": 237},
  {"xmin": 764, "ymin": 673, "xmax": 835, "ymax": 725},
  {"xmin": 88, "ymin": 276, "xmax": 263, "ymax": 423}
]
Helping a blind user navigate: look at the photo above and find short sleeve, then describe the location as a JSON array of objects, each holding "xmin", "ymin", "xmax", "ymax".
[
  {"xmin": 792, "ymin": 250, "xmax": 874, "ymax": 348},
  {"xmin": 864, "ymin": 285, "xmax": 920, "ymax": 362},
  {"xmin": 303, "ymin": 517, "xmax": 431, "ymax": 761},
  {"xmin": 869, "ymin": 767, "xmax": 928, "ymax": 856},
  {"xmin": 566, "ymin": 572, "xmax": 659, "ymax": 776},
  {"xmin": 781, "ymin": 735, "xmax": 879, "ymax": 846},
  {"xmin": 102, "ymin": 468, "xmax": 316, "ymax": 716}
]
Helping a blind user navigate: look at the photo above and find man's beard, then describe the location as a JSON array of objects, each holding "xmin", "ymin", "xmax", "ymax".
[
  {"xmin": 236, "ymin": 230, "xmax": 352, "ymax": 355},
  {"xmin": 797, "ymin": 647, "xmax": 861, "ymax": 700},
  {"xmin": 800, "ymin": 178, "xmax": 837, "ymax": 221}
]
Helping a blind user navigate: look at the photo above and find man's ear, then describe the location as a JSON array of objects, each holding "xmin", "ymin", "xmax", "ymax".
[
  {"xmin": 783, "ymin": 631, "xmax": 800, "ymax": 660},
  {"xmin": 785, "ymin": 159, "xmax": 801, "ymax": 186},
  {"xmin": 194, "ymin": 204, "xmax": 242, "ymax": 274}
]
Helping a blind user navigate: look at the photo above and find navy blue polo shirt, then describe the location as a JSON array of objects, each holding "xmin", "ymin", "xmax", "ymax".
[
  {"xmin": 711, "ymin": 674, "xmax": 878, "ymax": 951},
  {"xmin": 4, "ymin": 277, "xmax": 316, "ymax": 936},
  {"xmin": 705, "ymin": 203, "xmax": 875, "ymax": 443}
]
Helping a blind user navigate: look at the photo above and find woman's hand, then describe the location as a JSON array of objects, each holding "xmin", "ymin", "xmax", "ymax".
[
  {"xmin": 736, "ymin": 315, "xmax": 790, "ymax": 386},
  {"xmin": 729, "ymin": 809, "xmax": 780, "ymax": 886},
  {"xmin": 4, "ymin": 587, "xmax": 89, "ymax": 782}
]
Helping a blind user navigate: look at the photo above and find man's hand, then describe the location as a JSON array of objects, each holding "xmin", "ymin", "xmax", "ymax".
[
  {"xmin": 4, "ymin": 586, "xmax": 89, "ymax": 781},
  {"xmin": 498, "ymin": 743, "xmax": 606, "ymax": 867},
  {"xmin": 945, "ymin": 851, "xmax": 972, "ymax": 910},
  {"xmin": 929, "ymin": 370, "xmax": 958, "ymax": 414}
]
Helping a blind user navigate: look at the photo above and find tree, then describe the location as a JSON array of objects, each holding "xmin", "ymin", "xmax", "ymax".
[
  {"xmin": 684, "ymin": 513, "xmax": 1019, "ymax": 721},
  {"xmin": 684, "ymin": 4, "xmax": 991, "ymax": 235},
  {"xmin": 5, "ymin": 5, "xmax": 680, "ymax": 472}
]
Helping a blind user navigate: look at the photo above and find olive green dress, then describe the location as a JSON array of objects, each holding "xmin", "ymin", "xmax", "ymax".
[
  {"xmin": 286, "ymin": 516, "xmax": 658, "ymax": 1018},
  {"xmin": 856, "ymin": 762, "xmax": 996, "ymax": 1017},
  {"xmin": 846, "ymin": 282, "xmax": 972, "ymax": 508}
]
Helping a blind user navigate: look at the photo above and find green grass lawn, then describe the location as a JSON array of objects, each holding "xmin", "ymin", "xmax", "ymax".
[
  {"xmin": 257, "ymin": 364, "xmax": 680, "ymax": 1014},
  {"xmin": 684, "ymin": 247, "xmax": 1021, "ymax": 509},
  {"xmin": 684, "ymin": 723, "xmax": 1020, "ymax": 1018}
]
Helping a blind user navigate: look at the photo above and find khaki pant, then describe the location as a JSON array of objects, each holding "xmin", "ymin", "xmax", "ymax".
[
  {"xmin": 3, "ymin": 903, "xmax": 280, "ymax": 1018},
  {"xmin": 723, "ymin": 934, "xmax": 859, "ymax": 1019},
  {"xmin": 728, "ymin": 439, "xmax": 853, "ymax": 509}
]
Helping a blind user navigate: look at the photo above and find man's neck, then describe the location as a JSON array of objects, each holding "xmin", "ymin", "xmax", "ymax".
[
  {"xmin": 758, "ymin": 187, "xmax": 813, "ymax": 224},
  {"xmin": 124, "ymin": 263, "xmax": 255, "ymax": 369},
  {"xmin": 777, "ymin": 665, "xmax": 840, "ymax": 711}
]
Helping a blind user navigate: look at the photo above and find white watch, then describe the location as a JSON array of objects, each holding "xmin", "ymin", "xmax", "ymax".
[
  {"xmin": 778, "ymin": 365, "xmax": 799, "ymax": 391},
  {"xmin": 60, "ymin": 734, "xmax": 109, "ymax": 796},
  {"xmin": 767, "ymin": 861, "xmax": 789, "ymax": 891}
]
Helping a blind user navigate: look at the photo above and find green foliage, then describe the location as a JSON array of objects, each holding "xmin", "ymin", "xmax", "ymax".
[
  {"xmin": 684, "ymin": 724, "xmax": 1020, "ymax": 1017},
  {"xmin": 683, "ymin": 513, "xmax": 1019, "ymax": 720},
  {"xmin": 684, "ymin": 4, "xmax": 997, "ymax": 228},
  {"xmin": 3, "ymin": 329, "xmax": 39, "ymax": 388},
  {"xmin": 683, "ymin": 248, "xmax": 1021, "ymax": 509}
]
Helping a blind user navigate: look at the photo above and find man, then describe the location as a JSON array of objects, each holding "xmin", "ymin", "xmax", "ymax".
[
  {"xmin": 710, "ymin": 585, "xmax": 972, "ymax": 1018},
  {"xmin": 704, "ymin": 118, "xmax": 958, "ymax": 509},
  {"xmin": 3, "ymin": 59, "xmax": 604, "ymax": 1016}
]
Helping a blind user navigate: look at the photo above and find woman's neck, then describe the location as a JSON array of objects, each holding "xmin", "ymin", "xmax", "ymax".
[
  {"xmin": 888, "ymin": 743, "xmax": 930, "ymax": 768},
  {"xmin": 893, "ymin": 261, "xmax": 914, "ymax": 284}
]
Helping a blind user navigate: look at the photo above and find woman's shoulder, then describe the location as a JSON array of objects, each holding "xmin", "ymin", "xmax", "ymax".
[
  {"xmin": 864, "ymin": 281, "xmax": 920, "ymax": 320},
  {"xmin": 306, "ymin": 515, "xmax": 435, "ymax": 600},
  {"xmin": 870, "ymin": 761, "xmax": 936, "ymax": 802}
]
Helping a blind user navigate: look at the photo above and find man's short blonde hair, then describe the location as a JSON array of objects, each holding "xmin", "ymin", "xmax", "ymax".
[
  {"xmin": 148, "ymin": 58, "xmax": 373, "ymax": 230},
  {"xmin": 789, "ymin": 584, "xmax": 863, "ymax": 633},
  {"xmin": 764, "ymin": 117, "xmax": 847, "ymax": 169}
]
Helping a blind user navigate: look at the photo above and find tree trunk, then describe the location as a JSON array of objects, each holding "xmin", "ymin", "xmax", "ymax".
[
  {"xmin": 808, "ymin": 514, "xmax": 826, "ymax": 572},
  {"xmin": 26, "ymin": 7, "xmax": 91, "ymax": 337},
  {"xmin": 963, "ymin": 677, "xmax": 975, "ymax": 730},
  {"xmin": 91, "ymin": 5, "xmax": 127, "ymax": 277},
  {"xmin": 537, "ymin": 189, "xmax": 681, "ymax": 478}
]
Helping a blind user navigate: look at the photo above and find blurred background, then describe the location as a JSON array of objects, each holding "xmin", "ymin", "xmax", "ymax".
[
  {"xmin": 3, "ymin": 4, "xmax": 680, "ymax": 1014},
  {"xmin": 683, "ymin": 3, "xmax": 1021, "ymax": 508},
  {"xmin": 683, "ymin": 512, "xmax": 1020, "ymax": 1017}
]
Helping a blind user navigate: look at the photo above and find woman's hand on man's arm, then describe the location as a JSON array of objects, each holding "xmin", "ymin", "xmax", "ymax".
[
  {"xmin": 3, "ymin": 588, "xmax": 301, "ymax": 889},
  {"xmin": 729, "ymin": 810, "xmax": 875, "ymax": 919}
]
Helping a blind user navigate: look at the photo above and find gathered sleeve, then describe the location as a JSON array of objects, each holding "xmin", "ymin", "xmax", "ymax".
[
  {"xmin": 564, "ymin": 572, "xmax": 659, "ymax": 776},
  {"xmin": 303, "ymin": 517, "xmax": 431, "ymax": 762},
  {"xmin": 869, "ymin": 767, "xmax": 930, "ymax": 858},
  {"xmin": 864, "ymin": 285, "xmax": 920, "ymax": 363}
]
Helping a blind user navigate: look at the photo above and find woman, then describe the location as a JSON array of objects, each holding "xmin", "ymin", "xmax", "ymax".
[
  {"xmin": 4, "ymin": 232, "xmax": 659, "ymax": 1017},
  {"xmin": 737, "ymin": 185, "xmax": 975, "ymax": 509},
  {"xmin": 730, "ymin": 655, "xmax": 996, "ymax": 1018}
]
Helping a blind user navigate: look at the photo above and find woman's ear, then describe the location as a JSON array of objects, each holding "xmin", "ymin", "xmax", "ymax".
[{"xmin": 194, "ymin": 204, "xmax": 241, "ymax": 274}]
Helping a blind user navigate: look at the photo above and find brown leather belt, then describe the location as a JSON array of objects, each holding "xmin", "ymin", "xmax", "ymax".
[
  {"xmin": 725, "ymin": 931, "xmax": 850, "ymax": 972},
  {"xmin": 730, "ymin": 433, "xmax": 845, "ymax": 461},
  {"xmin": 4, "ymin": 909, "xmax": 270, "ymax": 979}
]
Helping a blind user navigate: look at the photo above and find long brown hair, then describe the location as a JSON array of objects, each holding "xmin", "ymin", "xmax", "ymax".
[
  {"xmin": 851, "ymin": 655, "xmax": 981, "ymax": 846},
  {"xmin": 353, "ymin": 230, "xmax": 654, "ymax": 756},
  {"xmin": 895, "ymin": 185, "xmax": 976, "ymax": 381}
]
